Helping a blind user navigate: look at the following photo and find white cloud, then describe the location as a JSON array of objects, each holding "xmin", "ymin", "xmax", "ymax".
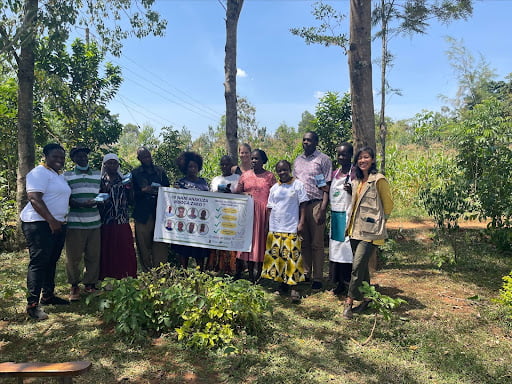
[
  {"xmin": 236, "ymin": 68, "xmax": 247, "ymax": 78},
  {"xmin": 314, "ymin": 91, "xmax": 326, "ymax": 99}
]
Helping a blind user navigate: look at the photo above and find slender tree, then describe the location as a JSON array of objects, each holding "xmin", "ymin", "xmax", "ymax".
[
  {"xmin": 372, "ymin": 0, "xmax": 473, "ymax": 173},
  {"xmin": 349, "ymin": 0, "xmax": 375, "ymax": 151},
  {"xmin": 292, "ymin": 0, "xmax": 474, "ymax": 157},
  {"xmin": 291, "ymin": 1, "xmax": 374, "ymax": 151},
  {"xmin": 223, "ymin": 0, "xmax": 244, "ymax": 163},
  {"xmin": 443, "ymin": 36, "xmax": 495, "ymax": 112},
  {"xmin": 16, "ymin": 0, "xmax": 38, "ymax": 215},
  {"xmin": 375, "ymin": 0, "xmax": 393, "ymax": 173},
  {"xmin": 190, "ymin": 95, "xmax": 263, "ymax": 152}
]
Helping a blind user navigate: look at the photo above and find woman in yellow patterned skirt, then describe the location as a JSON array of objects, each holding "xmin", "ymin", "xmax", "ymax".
[{"xmin": 261, "ymin": 160, "xmax": 308, "ymax": 301}]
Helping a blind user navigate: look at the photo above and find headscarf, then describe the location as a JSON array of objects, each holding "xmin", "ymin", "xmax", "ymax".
[{"xmin": 101, "ymin": 153, "xmax": 123, "ymax": 177}]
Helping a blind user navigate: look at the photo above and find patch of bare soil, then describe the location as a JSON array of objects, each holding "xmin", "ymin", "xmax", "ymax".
[
  {"xmin": 380, "ymin": 220, "xmax": 490, "ymax": 318},
  {"xmin": 373, "ymin": 268, "xmax": 482, "ymax": 318},
  {"xmin": 387, "ymin": 219, "xmax": 489, "ymax": 230}
]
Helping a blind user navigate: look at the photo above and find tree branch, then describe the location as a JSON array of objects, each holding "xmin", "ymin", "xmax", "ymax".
[
  {"xmin": 217, "ymin": 0, "xmax": 226, "ymax": 12},
  {"xmin": 0, "ymin": 25, "xmax": 20, "ymax": 65}
]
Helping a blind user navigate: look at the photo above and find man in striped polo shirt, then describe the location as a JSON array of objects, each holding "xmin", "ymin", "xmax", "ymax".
[{"xmin": 63, "ymin": 147, "xmax": 102, "ymax": 301}]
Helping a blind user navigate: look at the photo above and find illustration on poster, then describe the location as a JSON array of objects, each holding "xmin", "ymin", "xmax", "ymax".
[
  {"xmin": 155, "ymin": 188, "xmax": 254, "ymax": 252},
  {"xmin": 176, "ymin": 206, "xmax": 186, "ymax": 218}
]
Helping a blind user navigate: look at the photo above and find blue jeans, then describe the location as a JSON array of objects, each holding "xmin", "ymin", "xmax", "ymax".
[{"xmin": 22, "ymin": 221, "xmax": 67, "ymax": 305}]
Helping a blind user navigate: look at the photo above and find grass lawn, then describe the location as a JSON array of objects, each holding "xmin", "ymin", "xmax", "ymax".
[{"xmin": 1, "ymin": 225, "xmax": 512, "ymax": 384}]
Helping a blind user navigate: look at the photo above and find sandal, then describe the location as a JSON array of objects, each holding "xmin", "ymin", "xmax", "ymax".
[
  {"xmin": 352, "ymin": 299, "xmax": 372, "ymax": 313},
  {"xmin": 343, "ymin": 303, "xmax": 353, "ymax": 319}
]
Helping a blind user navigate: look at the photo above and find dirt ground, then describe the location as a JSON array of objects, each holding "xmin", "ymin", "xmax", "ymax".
[
  {"xmin": 373, "ymin": 219, "xmax": 494, "ymax": 320},
  {"xmin": 387, "ymin": 218, "xmax": 489, "ymax": 230},
  {"xmin": 373, "ymin": 269, "xmax": 481, "ymax": 318}
]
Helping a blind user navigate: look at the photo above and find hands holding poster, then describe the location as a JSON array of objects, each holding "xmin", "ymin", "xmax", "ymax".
[{"xmin": 154, "ymin": 188, "xmax": 254, "ymax": 252}]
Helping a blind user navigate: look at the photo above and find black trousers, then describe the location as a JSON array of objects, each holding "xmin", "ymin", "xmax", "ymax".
[{"xmin": 22, "ymin": 221, "xmax": 67, "ymax": 305}]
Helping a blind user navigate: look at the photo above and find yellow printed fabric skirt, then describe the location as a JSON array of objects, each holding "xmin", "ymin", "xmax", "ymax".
[{"xmin": 261, "ymin": 232, "xmax": 305, "ymax": 285}]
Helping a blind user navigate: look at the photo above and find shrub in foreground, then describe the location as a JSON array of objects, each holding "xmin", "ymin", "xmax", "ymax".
[
  {"xmin": 90, "ymin": 265, "xmax": 271, "ymax": 352},
  {"xmin": 495, "ymin": 271, "xmax": 512, "ymax": 319}
]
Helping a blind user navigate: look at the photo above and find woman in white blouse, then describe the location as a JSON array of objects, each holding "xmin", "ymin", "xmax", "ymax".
[{"xmin": 21, "ymin": 143, "xmax": 72, "ymax": 320}]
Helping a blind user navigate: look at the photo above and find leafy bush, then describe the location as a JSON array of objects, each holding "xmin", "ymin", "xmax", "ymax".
[
  {"xmin": 378, "ymin": 238, "xmax": 397, "ymax": 265},
  {"xmin": 0, "ymin": 279, "xmax": 23, "ymax": 317},
  {"xmin": 385, "ymin": 144, "xmax": 455, "ymax": 218},
  {"xmin": 495, "ymin": 271, "xmax": 512, "ymax": 319},
  {"xmin": 486, "ymin": 226, "xmax": 512, "ymax": 254},
  {"xmin": 91, "ymin": 265, "xmax": 271, "ymax": 352},
  {"xmin": 419, "ymin": 175, "xmax": 476, "ymax": 267},
  {"xmin": 419, "ymin": 176, "xmax": 473, "ymax": 230},
  {"xmin": 0, "ymin": 197, "xmax": 17, "ymax": 251},
  {"xmin": 407, "ymin": 97, "xmax": 512, "ymax": 257},
  {"xmin": 411, "ymin": 110, "xmax": 450, "ymax": 146},
  {"xmin": 312, "ymin": 91, "xmax": 352, "ymax": 160},
  {"xmin": 452, "ymin": 98, "xmax": 512, "ymax": 230},
  {"xmin": 198, "ymin": 146, "xmax": 225, "ymax": 184},
  {"xmin": 446, "ymin": 98, "xmax": 512, "ymax": 253}
]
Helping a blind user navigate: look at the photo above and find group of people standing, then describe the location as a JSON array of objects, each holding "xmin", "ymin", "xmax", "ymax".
[
  {"xmin": 200, "ymin": 132, "xmax": 393, "ymax": 316},
  {"xmin": 21, "ymin": 145, "xmax": 168, "ymax": 320},
  {"xmin": 228, "ymin": 133, "xmax": 393, "ymax": 319},
  {"xmin": 21, "ymin": 131, "xmax": 392, "ymax": 321}
]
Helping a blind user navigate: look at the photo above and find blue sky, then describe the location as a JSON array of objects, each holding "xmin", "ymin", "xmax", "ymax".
[{"xmin": 105, "ymin": 0, "xmax": 512, "ymax": 140}]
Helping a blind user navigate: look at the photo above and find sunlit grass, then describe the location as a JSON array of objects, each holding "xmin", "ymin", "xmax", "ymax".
[{"xmin": 1, "ymin": 227, "xmax": 512, "ymax": 383}]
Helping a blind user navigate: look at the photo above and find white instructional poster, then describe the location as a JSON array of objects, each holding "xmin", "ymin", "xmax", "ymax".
[{"xmin": 154, "ymin": 187, "xmax": 254, "ymax": 252}]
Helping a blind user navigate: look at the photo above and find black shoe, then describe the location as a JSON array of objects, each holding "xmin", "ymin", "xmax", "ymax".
[
  {"xmin": 311, "ymin": 281, "xmax": 323, "ymax": 290},
  {"xmin": 333, "ymin": 283, "xmax": 346, "ymax": 295},
  {"xmin": 343, "ymin": 303, "xmax": 353, "ymax": 319},
  {"xmin": 304, "ymin": 275, "xmax": 311, "ymax": 283},
  {"xmin": 278, "ymin": 283, "xmax": 289, "ymax": 294},
  {"xmin": 40, "ymin": 295, "xmax": 70, "ymax": 305},
  {"xmin": 26, "ymin": 304, "xmax": 49, "ymax": 320},
  {"xmin": 352, "ymin": 300, "xmax": 371, "ymax": 313}
]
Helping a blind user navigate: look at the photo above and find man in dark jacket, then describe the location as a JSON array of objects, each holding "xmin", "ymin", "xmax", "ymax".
[{"xmin": 132, "ymin": 147, "xmax": 170, "ymax": 271}]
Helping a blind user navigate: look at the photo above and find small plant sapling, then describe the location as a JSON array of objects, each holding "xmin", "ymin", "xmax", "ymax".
[{"xmin": 355, "ymin": 282, "xmax": 407, "ymax": 346}]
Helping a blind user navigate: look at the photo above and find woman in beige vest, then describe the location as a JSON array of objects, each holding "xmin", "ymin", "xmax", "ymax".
[{"xmin": 343, "ymin": 147, "xmax": 393, "ymax": 319}]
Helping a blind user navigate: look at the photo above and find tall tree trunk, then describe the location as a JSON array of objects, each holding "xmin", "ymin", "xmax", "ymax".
[
  {"xmin": 349, "ymin": 0, "xmax": 375, "ymax": 152},
  {"xmin": 16, "ymin": 0, "xmax": 37, "ymax": 218},
  {"xmin": 379, "ymin": 0, "xmax": 388, "ymax": 174},
  {"xmin": 224, "ymin": 0, "xmax": 244, "ymax": 163}
]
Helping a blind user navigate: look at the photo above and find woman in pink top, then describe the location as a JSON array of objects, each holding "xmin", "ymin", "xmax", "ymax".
[{"xmin": 235, "ymin": 149, "xmax": 276, "ymax": 282}]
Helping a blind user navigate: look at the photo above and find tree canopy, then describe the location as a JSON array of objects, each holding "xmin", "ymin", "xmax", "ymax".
[{"xmin": 0, "ymin": 0, "xmax": 167, "ymax": 220}]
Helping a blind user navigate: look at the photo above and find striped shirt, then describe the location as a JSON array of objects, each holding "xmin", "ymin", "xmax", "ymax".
[
  {"xmin": 293, "ymin": 150, "xmax": 333, "ymax": 201},
  {"xmin": 63, "ymin": 167, "xmax": 102, "ymax": 229}
]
